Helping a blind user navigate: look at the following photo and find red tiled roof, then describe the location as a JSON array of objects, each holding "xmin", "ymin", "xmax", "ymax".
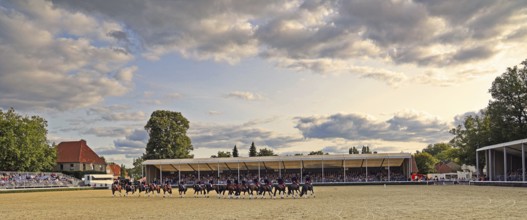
[
  {"xmin": 56, "ymin": 140, "xmax": 105, "ymax": 164},
  {"xmin": 107, "ymin": 164, "xmax": 121, "ymax": 177}
]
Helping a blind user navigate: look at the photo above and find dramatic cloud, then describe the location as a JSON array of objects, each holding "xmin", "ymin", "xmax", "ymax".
[
  {"xmin": 0, "ymin": 1, "xmax": 135, "ymax": 111},
  {"xmin": 225, "ymin": 91, "xmax": 263, "ymax": 101},
  {"xmin": 296, "ymin": 110, "xmax": 453, "ymax": 143},
  {"xmin": 189, "ymin": 122, "xmax": 302, "ymax": 151},
  {"xmin": 103, "ymin": 129, "xmax": 149, "ymax": 158},
  {"xmin": 46, "ymin": 0, "xmax": 527, "ymax": 86},
  {"xmin": 83, "ymin": 127, "xmax": 132, "ymax": 137},
  {"xmin": 87, "ymin": 105, "xmax": 146, "ymax": 121}
]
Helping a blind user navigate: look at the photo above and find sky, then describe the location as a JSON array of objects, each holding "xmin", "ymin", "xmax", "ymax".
[{"xmin": 1, "ymin": 0, "xmax": 527, "ymax": 167}]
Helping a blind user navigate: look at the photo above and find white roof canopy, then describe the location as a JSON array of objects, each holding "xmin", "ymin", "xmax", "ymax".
[{"xmin": 143, "ymin": 153, "xmax": 411, "ymax": 172}]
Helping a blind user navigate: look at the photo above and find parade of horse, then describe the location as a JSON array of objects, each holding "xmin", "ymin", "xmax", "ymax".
[{"xmin": 111, "ymin": 176, "xmax": 315, "ymax": 199}]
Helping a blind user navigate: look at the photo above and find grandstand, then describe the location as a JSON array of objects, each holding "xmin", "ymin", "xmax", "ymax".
[
  {"xmin": 142, "ymin": 153, "xmax": 415, "ymax": 184},
  {"xmin": 0, "ymin": 172, "xmax": 81, "ymax": 189}
]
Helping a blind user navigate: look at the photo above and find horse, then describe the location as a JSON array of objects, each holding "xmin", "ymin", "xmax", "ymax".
[
  {"xmin": 237, "ymin": 180, "xmax": 250, "ymax": 199},
  {"xmin": 178, "ymin": 181, "xmax": 188, "ymax": 198},
  {"xmin": 148, "ymin": 183, "xmax": 161, "ymax": 197},
  {"xmin": 124, "ymin": 183, "xmax": 135, "ymax": 197},
  {"xmin": 162, "ymin": 182, "xmax": 173, "ymax": 197},
  {"xmin": 258, "ymin": 179, "xmax": 273, "ymax": 199},
  {"xmin": 287, "ymin": 182, "xmax": 301, "ymax": 198},
  {"xmin": 193, "ymin": 182, "xmax": 205, "ymax": 198},
  {"xmin": 136, "ymin": 182, "xmax": 148, "ymax": 197},
  {"xmin": 226, "ymin": 180, "xmax": 237, "ymax": 199},
  {"xmin": 213, "ymin": 183, "xmax": 227, "ymax": 199},
  {"xmin": 299, "ymin": 182, "xmax": 315, "ymax": 198},
  {"xmin": 273, "ymin": 182, "xmax": 287, "ymax": 199},
  {"xmin": 203, "ymin": 181, "xmax": 214, "ymax": 198},
  {"xmin": 111, "ymin": 182, "xmax": 122, "ymax": 197},
  {"xmin": 247, "ymin": 182, "xmax": 260, "ymax": 199}
]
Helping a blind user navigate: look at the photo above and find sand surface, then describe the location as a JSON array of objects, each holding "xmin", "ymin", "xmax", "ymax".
[{"xmin": 1, "ymin": 185, "xmax": 526, "ymax": 219}]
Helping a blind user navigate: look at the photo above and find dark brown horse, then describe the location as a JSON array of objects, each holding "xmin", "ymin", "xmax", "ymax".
[
  {"xmin": 162, "ymin": 182, "xmax": 172, "ymax": 197},
  {"xmin": 299, "ymin": 183, "xmax": 315, "ymax": 198},
  {"xmin": 148, "ymin": 183, "xmax": 161, "ymax": 197},
  {"xmin": 111, "ymin": 182, "xmax": 122, "ymax": 197},
  {"xmin": 273, "ymin": 181, "xmax": 286, "ymax": 199},
  {"xmin": 287, "ymin": 183, "xmax": 300, "ymax": 198},
  {"xmin": 237, "ymin": 180, "xmax": 250, "ymax": 199},
  {"xmin": 178, "ymin": 181, "xmax": 188, "ymax": 198},
  {"xmin": 247, "ymin": 181, "xmax": 260, "ymax": 199},
  {"xmin": 193, "ymin": 182, "xmax": 206, "ymax": 198},
  {"xmin": 259, "ymin": 179, "xmax": 273, "ymax": 199},
  {"xmin": 226, "ymin": 180, "xmax": 237, "ymax": 199},
  {"xmin": 124, "ymin": 183, "xmax": 135, "ymax": 197}
]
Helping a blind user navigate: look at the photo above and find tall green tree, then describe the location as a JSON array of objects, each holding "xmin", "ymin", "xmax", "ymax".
[
  {"xmin": 0, "ymin": 108, "xmax": 56, "ymax": 171},
  {"xmin": 349, "ymin": 146, "xmax": 359, "ymax": 154},
  {"xmin": 414, "ymin": 151, "xmax": 439, "ymax": 174},
  {"xmin": 249, "ymin": 142, "xmax": 257, "ymax": 157},
  {"xmin": 120, "ymin": 164, "xmax": 126, "ymax": 178},
  {"xmin": 257, "ymin": 148, "xmax": 277, "ymax": 156},
  {"xmin": 144, "ymin": 110, "xmax": 193, "ymax": 159},
  {"xmin": 487, "ymin": 59, "xmax": 527, "ymax": 143},
  {"xmin": 232, "ymin": 145, "xmax": 239, "ymax": 157},
  {"xmin": 128, "ymin": 157, "xmax": 144, "ymax": 179},
  {"xmin": 450, "ymin": 112, "xmax": 491, "ymax": 166}
]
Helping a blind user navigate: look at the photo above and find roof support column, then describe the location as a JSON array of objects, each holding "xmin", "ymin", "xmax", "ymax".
[
  {"xmin": 217, "ymin": 162, "xmax": 220, "ymax": 181},
  {"xmin": 365, "ymin": 159, "xmax": 368, "ymax": 183},
  {"xmin": 388, "ymin": 157, "xmax": 391, "ymax": 182},
  {"xmin": 160, "ymin": 165, "xmax": 163, "ymax": 184},
  {"xmin": 258, "ymin": 162, "xmax": 260, "ymax": 180},
  {"xmin": 522, "ymin": 143, "xmax": 525, "ymax": 182},
  {"xmin": 279, "ymin": 160, "xmax": 281, "ymax": 178},
  {"xmin": 343, "ymin": 159, "xmax": 346, "ymax": 182},
  {"xmin": 488, "ymin": 150, "xmax": 492, "ymax": 181},
  {"xmin": 198, "ymin": 164, "xmax": 200, "ymax": 182},
  {"xmin": 476, "ymin": 151, "xmax": 479, "ymax": 180},
  {"xmin": 300, "ymin": 160, "xmax": 303, "ymax": 183},
  {"xmin": 322, "ymin": 156, "xmax": 325, "ymax": 183},
  {"xmin": 178, "ymin": 163, "xmax": 181, "ymax": 184},
  {"xmin": 504, "ymin": 147, "xmax": 507, "ymax": 182},
  {"xmin": 237, "ymin": 162, "xmax": 240, "ymax": 182}
]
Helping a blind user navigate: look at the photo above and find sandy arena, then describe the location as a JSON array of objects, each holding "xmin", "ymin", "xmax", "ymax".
[{"xmin": 1, "ymin": 185, "xmax": 526, "ymax": 219}]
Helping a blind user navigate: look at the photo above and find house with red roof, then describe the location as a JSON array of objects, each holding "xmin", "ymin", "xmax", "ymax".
[
  {"xmin": 107, "ymin": 163, "xmax": 121, "ymax": 178},
  {"xmin": 54, "ymin": 140, "xmax": 106, "ymax": 172}
]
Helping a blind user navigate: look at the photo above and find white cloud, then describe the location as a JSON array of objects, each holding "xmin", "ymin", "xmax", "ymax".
[
  {"xmin": 295, "ymin": 110, "xmax": 453, "ymax": 143},
  {"xmin": 225, "ymin": 91, "xmax": 263, "ymax": 101},
  {"xmin": 0, "ymin": 0, "xmax": 135, "ymax": 111},
  {"xmin": 87, "ymin": 105, "xmax": 146, "ymax": 121}
]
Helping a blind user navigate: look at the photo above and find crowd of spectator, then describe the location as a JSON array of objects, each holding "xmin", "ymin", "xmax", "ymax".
[
  {"xmin": 0, "ymin": 172, "xmax": 80, "ymax": 189},
  {"xmin": 156, "ymin": 169, "xmax": 408, "ymax": 185}
]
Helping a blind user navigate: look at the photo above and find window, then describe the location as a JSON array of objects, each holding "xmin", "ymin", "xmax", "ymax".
[
  {"xmin": 60, "ymin": 164, "xmax": 63, "ymax": 170},
  {"xmin": 83, "ymin": 164, "xmax": 86, "ymax": 171},
  {"xmin": 70, "ymin": 164, "xmax": 74, "ymax": 171}
]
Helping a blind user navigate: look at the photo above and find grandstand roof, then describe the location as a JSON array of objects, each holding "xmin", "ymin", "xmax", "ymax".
[
  {"xmin": 56, "ymin": 140, "xmax": 106, "ymax": 164},
  {"xmin": 143, "ymin": 153, "xmax": 412, "ymax": 172},
  {"xmin": 476, "ymin": 138, "xmax": 527, "ymax": 157}
]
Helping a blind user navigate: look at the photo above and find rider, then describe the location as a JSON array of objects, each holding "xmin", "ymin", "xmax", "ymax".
[
  {"xmin": 277, "ymin": 177, "xmax": 285, "ymax": 187},
  {"xmin": 253, "ymin": 177, "xmax": 260, "ymax": 187},
  {"xmin": 305, "ymin": 175, "xmax": 312, "ymax": 185},
  {"xmin": 292, "ymin": 176, "xmax": 299, "ymax": 185}
]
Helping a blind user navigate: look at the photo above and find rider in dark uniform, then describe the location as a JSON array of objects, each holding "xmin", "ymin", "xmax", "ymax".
[
  {"xmin": 305, "ymin": 175, "xmax": 311, "ymax": 185},
  {"xmin": 253, "ymin": 177, "xmax": 260, "ymax": 187},
  {"xmin": 292, "ymin": 176, "xmax": 298, "ymax": 185}
]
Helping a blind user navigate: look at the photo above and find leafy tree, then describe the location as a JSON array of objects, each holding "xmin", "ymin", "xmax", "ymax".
[
  {"xmin": 0, "ymin": 108, "xmax": 56, "ymax": 171},
  {"xmin": 128, "ymin": 157, "xmax": 144, "ymax": 179},
  {"xmin": 308, "ymin": 150, "xmax": 328, "ymax": 155},
  {"xmin": 450, "ymin": 111, "xmax": 492, "ymax": 167},
  {"xmin": 216, "ymin": 151, "xmax": 231, "ymax": 158},
  {"xmin": 349, "ymin": 146, "xmax": 359, "ymax": 154},
  {"xmin": 361, "ymin": 146, "xmax": 371, "ymax": 154},
  {"xmin": 423, "ymin": 143, "xmax": 452, "ymax": 157},
  {"xmin": 232, "ymin": 145, "xmax": 239, "ymax": 157},
  {"xmin": 144, "ymin": 110, "xmax": 193, "ymax": 159},
  {"xmin": 249, "ymin": 142, "xmax": 257, "ymax": 157},
  {"xmin": 257, "ymin": 148, "xmax": 277, "ymax": 156},
  {"xmin": 414, "ymin": 151, "xmax": 439, "ymax": 174},
  {"xmin": 120, "ymin": 164, "xmax": 126, "ymax": 178}
]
